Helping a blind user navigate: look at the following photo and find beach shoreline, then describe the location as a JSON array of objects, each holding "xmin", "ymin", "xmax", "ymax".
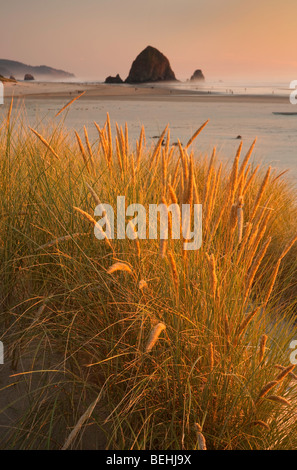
[{"xmin": 3, "ymin": 80, "xmax": 289, "ymax": 104}]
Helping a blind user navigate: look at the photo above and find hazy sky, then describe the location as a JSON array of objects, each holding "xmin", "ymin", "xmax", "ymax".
[{"xmin": 2, "ymin": 0, "xmax": 297, "ymax": 81}]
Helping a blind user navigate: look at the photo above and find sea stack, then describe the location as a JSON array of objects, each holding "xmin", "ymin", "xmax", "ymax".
[
  {"xmin": 24, "ymin": 73, "xmax": 34, "ymax": 81},
  {"xmin": 125, "ymin": 46, "xmax": 176, "ymax": 84},
  {"xmin": 190, "ymin": 69, "xmax": 205, "ymax": 81},
  {"xmin": 104, "ymin": 74, "xmax": 124, "ymax": 84}
]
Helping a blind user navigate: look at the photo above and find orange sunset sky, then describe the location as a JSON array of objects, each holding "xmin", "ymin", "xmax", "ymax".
[{"xmin": 2, "ymin": 0, "xmax": 297, "ymax": 82}]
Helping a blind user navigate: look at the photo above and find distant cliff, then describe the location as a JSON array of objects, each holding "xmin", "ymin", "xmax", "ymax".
[{"xmin": 0, "ymin": 59, "xmax": 75, "ymax": 81}]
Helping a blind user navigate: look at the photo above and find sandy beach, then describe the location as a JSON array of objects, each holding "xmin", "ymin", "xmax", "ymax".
[{"xmin": 3, "ymin": 80, "xmax": 289, "ymax": 104}]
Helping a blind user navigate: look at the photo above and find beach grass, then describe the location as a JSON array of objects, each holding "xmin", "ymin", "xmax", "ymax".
[{"xmin": 0, "ymin": 102, "xmax": 297, "ymax": 450}]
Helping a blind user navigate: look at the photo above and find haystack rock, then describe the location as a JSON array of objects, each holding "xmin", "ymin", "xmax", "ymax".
[
  {"xmin": 190, "ymin": 69, "xmax": 205, "ymax": 81},
  {"xmin": 24, "ymin": 73, "xmax": 34, "ymax": 81},
  {"xmin": 125, "ymin": 46, "xmax": 176, "ymax": 83},
  {"xmin": 104, "ymin": 73, "xmax": 123, "ymax": 84}
]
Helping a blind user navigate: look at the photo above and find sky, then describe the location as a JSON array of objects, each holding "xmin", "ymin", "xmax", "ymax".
[{"xmin": 2, "ymin": 0, "xmax": 297, "ymax": 82}]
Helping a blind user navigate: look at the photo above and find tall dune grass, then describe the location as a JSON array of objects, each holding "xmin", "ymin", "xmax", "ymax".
[{"xmin": 0, "ymin": 103, "xmax": 297, "ymax": 449}]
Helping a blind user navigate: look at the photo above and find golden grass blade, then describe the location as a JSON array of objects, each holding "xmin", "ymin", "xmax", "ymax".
[
  {"xmin": 204, "ymin": 169, "xmax": 219, "ymax": 228},
  {"xmin": 106, "ymin": 112, "xmax": 113, "ymax": 164},
  {"xmin": 62, "ymin": 387, "xmax": 103, "ymax": 450},
  {"xmin": 238, "ymin": 138, "xmax": 257, "ymax": 182},
  {"xmin": 206, "ymin": 253, "xmax": 217, "ymax": 298},
  {"xmin": 250, "ymin": 420, "xmax": 270, "ymax": 430},
  {"xmin": 164, "ymin": 127, "xmax": 170, "ymax": 157},
  {"xmin": 127, "ymin": 220, "xmax": 141, "ymax": 257},
  {"xmin": 7, "ymin": 96, "xmax": 13, "ymax": 130},
  {"xmin": 250, "ymin": 166, "xmax": 271, "ymax": 220},
  {"xmin": 258, "ymin": 380, "xmax": 278, "ymax": 400},
  {"xmin": 84, "ymin": 126, "xmax": 95, "ymax": 171},
  {"xmin": 159, "ymin": 238, "xmax": 167, "ymax": 259},
  {"xmin": 136, "ymin": 125, "xmax": 145, "ymax": 172},
  {"xmin": 168, "ymin": 251, "xmax": 179, "ymax": 291},
  {"xmin": 139, "ymin": 279, "xmax": 148, "ymax": 290},
  {"xmin": 207, "ymin": 146, "xmax": 216, "ymax": 177},
  {"xmin": 242, "ymin": 164, "xmax": 259, "ymax": 197},
  {"xmin": 235, "ymin": 222, "xmax": 253, "ymax": 266},
  {"xmin": 73, "ymin": 206, "xmax": 113, "ymax": 251},
  {"xmin": 115, "ymin": 123, "xmax": 126, "ymax": 168},
  {"xmin": 203, "ymin": 165, "xmax": 214, "ymax": 206},
  {"xmin": 244, "ymin": 224, "xmax": 266, "ymax": 270},
  {"xmin": 37, "ymin": 233, "xmax": 86, "ymax": 250},
  {"xmin": 186, "ymin": 153, "xmax": 194, "ymax": 205},
  {"xmin": 237, "ymin": 197, "xmax": 244, "ymax": 244},
  {"xmin": 73, "ymin": 206, "xmax": 97, "ymax": 225},
  {"xmin": 94, "ymin": 121, "xmax": 110, "ymax": 167},
  {"xmin": 266, "ymin": 395, "xmax": 291, "ymax": 406},
  {"xmin": 115, "ymin": 136, "xmax": 123, "ymax": 172},
  {"xmin": 131, "ymin": 155, "xmax": 136, "ymax": 189},
  {"xmin": 229, "ymin": 141, "xmax": 242, "ymax": 204},
  {"xmin": 272, "ymin": 169, "xmax": 289, "ymax": 183},
  {"xmin": 55, "ymin": 91, "xmax": 86, "ymax": 117},
  {"xmin": 193, "ymin": 176, "xmax": 200, "ymax": 205},
  {"xmin": 145, "ymin": 323, "xmax": 166, "ymax": 353},
  {"xmin": 185, "ymin": 119, "xmax": 210, "ymax": 150},
  {"xmin": 194, "ymin": 423, "xmax": 207, "ymax": 450},
  {"xmin": 172, "ymin": 154, "xmax": 182, "ymax": 189},
  {"xmin": 85, "ymin": 182, "xmax": 101, "ymax": 206},
  {"xmin": 107, "ymin": 262, "xmax": 133, "ymax": 275},
  {"xmin": 149, "ymin": 124, "xmax": 169, "ymax": 170},
  {"xmin": 125, "ymin": 122, "xmax": 129, "ymax": 157},
  {"xmin": 259, "ymin": 334, "xmax": 268, "ymax": 363},
  {"xmin": 74, "ymin": 130, "xmax": 91, "ymax": 174},
  {"xmin": 263, "ymin": 236, "xmax": 297, "ymax": 306},
  {"xmin": 29, "ymin": 127, "xmax": 60, "ymax": 160},
  {"xmin": 274, "ymin": 365, "xmax": 297, "ymax": 381},
  {"xmin": 279, "ymin": 234, "xmax": 297, "ymax": 261},
  {"xmin": 168, "ymin": 184, "xmax": 178, "ymax": 204},
  {"xmin": 208, "ymin": 342, "xmax": 214, "ymax": 371},
  {"xmin": 275, "ymin": 364, "xmax": 295, "ymax": 383},
  {"xmin": 244, "ymin": 237, "xmax": 271, "ymax": 303},
  {"xmin": 263, "ymin": 259, "xmax": 281, "ymax": 307},
  {"xmin": 162, "ymin": 149, "xmax": 168, "ymax": 194},
  {"xmin": 177, "ymin": 140, "xmax": 189, "ymax": 185},
  {"xmin": 237, "ymin": 306, "xmax": 261, "ymax": 336}
]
